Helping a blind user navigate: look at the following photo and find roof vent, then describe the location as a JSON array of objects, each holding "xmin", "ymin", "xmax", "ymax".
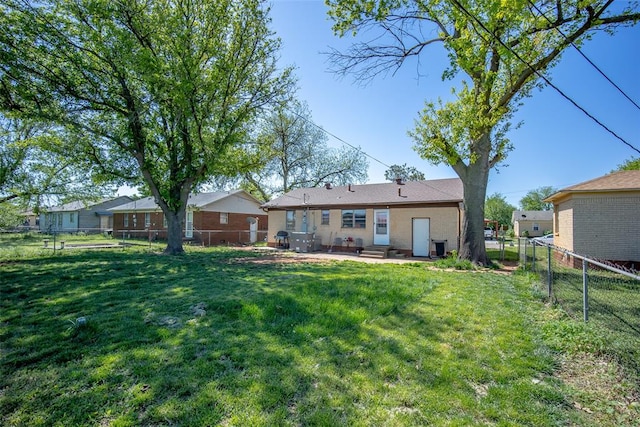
[
  {"xmin": 325, "ymin": 182, "xmax": 332, "ymax": 190},
  {"xmin": 395, "ymin": 178, "xmax": 405, "ymax": 185},
  {"xmin": 347, "ymin": 184, "xmax": 354, "ymax": 192}
]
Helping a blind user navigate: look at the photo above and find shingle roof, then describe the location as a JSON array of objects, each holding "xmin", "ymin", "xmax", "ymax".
[
  {"xmin": 545, "ymin": 170, "xmax": 640, "ymax": 202},
  {"xmin": 109, "ymin": 190, "xmax": 250, "ymax": 212},
  {"xmin": 511, "ymin": 210, "xmax": 553, "ymax": 222},
  {"xmin": 46, "ymin": 198, "xmax": 109, "ymax": 212},
  {"xmin": 262, "ymin": 178, "xmax": 463, "ymax": 209}
]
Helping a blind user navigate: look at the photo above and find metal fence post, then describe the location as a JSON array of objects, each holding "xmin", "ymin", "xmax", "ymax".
[
  {"xmin": 532, "ymin": 241, "xmax": 536, "ymax": 272},
  {"xmin": 547, "ymin": 245, "xmax": 552, "ymax": 299},
  {"xmin": 523, "ymin": 239, "xmax": 528, "ymax": 270},
  {"xmin": 583, "ymin": 260, "xmax": 589, "ymax": 322}
]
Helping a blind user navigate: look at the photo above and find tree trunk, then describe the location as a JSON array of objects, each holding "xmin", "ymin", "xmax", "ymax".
[
  {"xmin": 455, "ymin": 148, "xmax": 491, "ymax": 266},
  {"xmin": 163, "ymin": 208, "xmax": 186, "ymax": 255}
]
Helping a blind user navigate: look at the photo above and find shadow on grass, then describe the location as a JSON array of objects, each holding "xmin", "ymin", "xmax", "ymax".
[
  {"xmin": 1, "ymin": 249, "xmax": 445, "ymax": 425},
  {"xmin": 1, "ymin": 248, "xmax": 571, "ymax": 426}
]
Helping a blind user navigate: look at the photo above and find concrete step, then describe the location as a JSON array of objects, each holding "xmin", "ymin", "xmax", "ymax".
[{"xmin": 359, "ymin": 250, "xmax": 386, "ymax": 258}]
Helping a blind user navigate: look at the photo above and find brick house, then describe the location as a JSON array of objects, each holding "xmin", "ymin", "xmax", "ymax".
[
  {"xmin": 261, "ymin": 178, "xmax": 464, "ymax": 257},
  {"xmin": 39, "ymin": 196, "xmax": 133, "ymax": 234},
  {"xmin": 511, "ymin": 210, "xmax": 553, "ymax": 237},
  {"xmin": 109, "ymin": 190, "xmax": 268, "ymax": 246},
  {"xmin": 544, "ymin": 170, "xmax": 640, "ymax": 266}
]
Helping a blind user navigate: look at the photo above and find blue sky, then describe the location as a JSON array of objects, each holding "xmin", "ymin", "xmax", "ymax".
[{"xmin": 267, "ymin": 0, "xmax": 640, "ymax": 207}]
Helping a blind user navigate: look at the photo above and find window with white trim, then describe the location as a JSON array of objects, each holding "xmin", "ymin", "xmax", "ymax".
[
  {"xmin": 321, "ymin": 210, "xmax": 330, "ymax": 225},
  {"xmin": 286, "ymin": 210, "xmax": 295, "ymax": 230},
  {"xmin": 341, "ymin": 209, "xmax": 366, "ymax": 228}
]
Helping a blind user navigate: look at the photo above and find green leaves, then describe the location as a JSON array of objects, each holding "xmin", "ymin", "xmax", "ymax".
[{"xmin": 2, "ymin": 0, "xmax": 293, "ymax": 252}]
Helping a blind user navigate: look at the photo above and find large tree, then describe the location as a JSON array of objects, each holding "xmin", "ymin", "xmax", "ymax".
[
  {"xmin": 326, "ymin": 0, "xmax": 639, "ymax": 265},
  {"xmin": 213, "ymin": 100, "xmax": 368, "ymax": 201},
  {"xmin": 520, "ymin": 186, "xmax": 557, "ymax": 211},
  {"xmin": 0, "ymin": 0, "xmax": 291, "ymax": 254},
  {"xmin": 1, "ymin": 115, "xmax": 112, "ymax": 208}
]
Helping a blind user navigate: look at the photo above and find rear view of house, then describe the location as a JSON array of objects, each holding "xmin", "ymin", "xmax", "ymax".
[
  {"xmin": 109, "ymin": 190, "xmax": 268, "ymax": 246},
  {"xmin": 39, "ymin": 196, "xmax": 132, "ymax": 234},
  {"xmin": 262, "ymin": 178, "xmax": 464, "ymax": 257}
]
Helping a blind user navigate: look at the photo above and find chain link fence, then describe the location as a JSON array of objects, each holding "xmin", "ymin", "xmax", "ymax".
[
  {"xmin": 519, "ymin": 238, "xmax": 640, "ymax": 373},
  {"xmin": 115, "ymin": 228, "xmax": 268, "ymax": 247}
]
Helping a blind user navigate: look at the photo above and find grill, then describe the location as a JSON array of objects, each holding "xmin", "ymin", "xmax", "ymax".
[{"xmin": 275, "ymin": 231, "xmax": 289, "ymax": 249}]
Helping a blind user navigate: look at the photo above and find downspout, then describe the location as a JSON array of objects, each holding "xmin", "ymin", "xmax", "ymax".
[{"xmin": 457, "ymin": 201, "xmax": 464, "ymax": 252}]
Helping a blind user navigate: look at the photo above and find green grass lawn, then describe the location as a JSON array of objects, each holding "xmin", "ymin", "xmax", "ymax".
[{"xmin": 1, "ymin": 236, "xmax": 638, "ymax": 426}]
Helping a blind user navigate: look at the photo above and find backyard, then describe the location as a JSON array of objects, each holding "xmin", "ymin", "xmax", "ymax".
[{"xmin": 1, "ymin": 234, "xmax": 638, "ymax": 426}]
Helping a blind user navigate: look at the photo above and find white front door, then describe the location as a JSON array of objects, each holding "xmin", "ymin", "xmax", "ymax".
[
  {"xmin": 185, "ymin": 211, "xmax": 193, "ymax": 238},
  {"xmin": 249, "ymin": 219, "xmax": 258, "ymax": 243},
  {"xmin": 373, "ymin": 209, "xmax": 390, "ymax": 245},
  {"xmin": 412, "ymin": 218, "xmax": 430, "ymax": 257}
]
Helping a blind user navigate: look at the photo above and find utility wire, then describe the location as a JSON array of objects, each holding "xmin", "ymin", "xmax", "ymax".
[
  {"xmin": 283, "ymin": 104, "xmax": 393, "ymax": 171},
  {"xmin": 280, "ymin": 104, "xmax": 462, "ymax": 199},
  {"xmin": 528, "ymin": 0, "xmax": 640, "ymax": 112},
  {"xmin": 450, "ymin": 0, "xmax": 640, "ymax": 155}
]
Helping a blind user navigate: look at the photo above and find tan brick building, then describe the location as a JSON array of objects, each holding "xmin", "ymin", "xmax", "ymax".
[
  {"xmin": 261, "ymin": 179, "xmax": 464, "ymax": 257},
  {"xmin": 545, "ymin": 170, "xmax": 640, "ymax": 265},
  {"xmin": 511, "ymin": 210, "xmax": 553, "ymax": 238}
]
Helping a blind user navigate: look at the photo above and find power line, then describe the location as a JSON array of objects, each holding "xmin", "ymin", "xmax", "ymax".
[
  {"xmin": 283, "ymin": 104, "xmax": 393, "ymax": 171},
  {"xmin": 276, "ymin": 104, "xmax": 462, "ymax": 199},
  {"xmin": 450, "ymin": 0, "xmax": 640, "ymax": 155},
  {"xmin": 528, "ymin": 0, "xmax": 640, "ymax": 112}
]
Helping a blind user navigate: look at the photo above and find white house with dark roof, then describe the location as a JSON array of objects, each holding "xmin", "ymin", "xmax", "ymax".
[{"xmin": 261, "ymin": 178, "xmax": 464, "ymax": 257}]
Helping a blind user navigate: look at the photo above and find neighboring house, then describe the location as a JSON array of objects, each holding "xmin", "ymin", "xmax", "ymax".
[
  {"xmin": 511, "ymin": 210, "xmax": 553, "ymax": 237},
  {"xmin": 261, "ymin": 178, "xmax": 464, "ymax": 257},
  {"xmin": 544, "ymin": 170, "xmax": 640, "ymax": 265},
  {"xmin": 39, "ymin": 196, "xmax": 133, "ymax": 233},
  {"xmin": 21, "ymin": 210, "xmax": 39, "ymax": 229},
  {"xmin": 109, "ymin": 190, "xmax": 268, "ymax": 246}
]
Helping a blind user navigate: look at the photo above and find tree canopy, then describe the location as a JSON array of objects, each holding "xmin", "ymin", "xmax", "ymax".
[
  {"xmin": 215, "ymin": 100, "xmax": 369, "ymax": 201},
  {"xmin": 613, "ymin": 157, "xmax": 640, "ymax": 171},
  {"xmin": 384, "ymin": 163, "xmax": 425, "ymax": 182},
  {"xmin": 1, "ymin": 0, "xmax": 292, "ymax": 254},
  {"xmin": 326, "ymin": 0, "xmax": 640, "ymax": 264},
  {"xmin": 0, "ymin": 115, "xmax": 113, "ymax": 209},
  {"xmin": 519, "ymin": 186, "xmax": 556, "ymax": 211},
  {"xmin": 484, "ymin": 193, "xmax": 515, "ymax": 230}
]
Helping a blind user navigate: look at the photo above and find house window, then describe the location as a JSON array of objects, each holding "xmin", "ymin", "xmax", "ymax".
[
  {"xmin": 533, "ymin": 223, "xmax": 539, "ymax": 231},
  {"xmin": 321, "ymin": 210, "xmax": 330, "ymax": 225},
  {"xmin": 123, "ymin": 214, "xmax": 129, "ymax": 228},
  {"xmin": 132, "ymin": 214, "xmax": 137, "ymax": 228},
  {"xmin": 286, "ymin": 210, "xmax": 295, "ymax": 230},
  {"xmin": 69, "ymin": 212, "xmax": 74, "ymax": 223},
  {"xmin": 163, "ymin": 215, "xmax": 167, "ymax": 228},
  {"xmin": 220, "ymin": 212, "xmax": 229, "ymax": 224},
  {"xmin": 57, "ymin": 213, "xmax": 62, "ymax": 228},
  {"xmin": 341, "ymin": 209, "xmax": 366, "ymax": 228},
  {"xmin": 145, "ymin": 213, "xmax": 151, "ymax": 228}
]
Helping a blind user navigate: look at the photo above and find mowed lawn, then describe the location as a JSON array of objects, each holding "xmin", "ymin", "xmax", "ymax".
[{"xmin": 0, "ymin": 239, "xmax": 633, "ymax": 426}]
